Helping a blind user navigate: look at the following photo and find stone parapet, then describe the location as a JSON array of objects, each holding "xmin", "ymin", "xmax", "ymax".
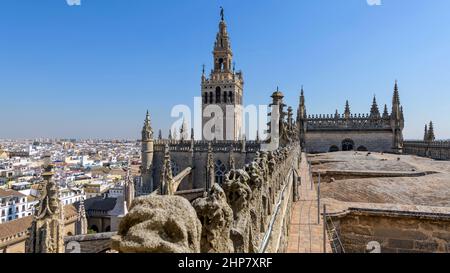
[{"xmin": 112, "ymin": 144, "xmax": 300, "ymax": 253}]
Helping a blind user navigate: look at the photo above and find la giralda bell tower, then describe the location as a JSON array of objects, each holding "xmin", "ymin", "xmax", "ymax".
[{"xmin": 201, "ymin": 8, "xmax": 244, "ymax": 141}]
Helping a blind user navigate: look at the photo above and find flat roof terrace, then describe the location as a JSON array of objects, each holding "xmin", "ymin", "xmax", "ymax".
[{"xmin": 309, "ymin": 152, "xmax": 450, "ymax": 210}]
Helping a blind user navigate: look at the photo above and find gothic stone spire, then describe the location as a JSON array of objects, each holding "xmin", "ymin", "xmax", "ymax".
[
  {"xmin": 383, "ymin": 104, "xmax": 389, "ymax": 119},
  {"xmin": 391, "ymin": 80, "xmax": 402, "ymax": 120},
  {"xmin": 206, "ymin": 143, "xmax": 215, "ymax": 191},
  {"xmin": 370, "ymin": 95, "xmax": 380, "ymax": 118},
  {"xmin": 27, "ymin": 161, "xmax": 65, "ymax": 253},
  {"xmin": 344, "ymin": 100, "xmax": 351, "ymax": 119},
  {"xmin": 160, "ymin": 144, "xmax": 173, "ymax": 195},
  {"xmin": 428, "ymin": 121, "xmax": 435, "ymax": 142},
  {"xmin": 142, "ymin": 110, "xmax": 153, "ymax": 141},
  {"xmin": 77, "ymin": 197, "xmax": 88, "ymax": 235},
  {"xmin": 424, "ymin": 124, "xmax": 429, "ymax": 141}
]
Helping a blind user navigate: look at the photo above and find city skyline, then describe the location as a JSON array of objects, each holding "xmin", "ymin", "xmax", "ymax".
[{"xmin": 2, "ymin": 0, "xmax": 450, "ymax": 140}]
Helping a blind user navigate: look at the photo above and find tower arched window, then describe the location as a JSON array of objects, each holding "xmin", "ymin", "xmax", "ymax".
[
  {"xmin": 209, "ymin": 92, "xmax": 213, "ymax": 104},
  {"xmin": 223, "ymin": 92, "xmax": 228, "ymax": 103},
  {"xmin": 229, "ymin": 92, "xmax": 233, "ymax": 103},
  {"xmin": 215, "ymin": 87, "xmax": 221, "ymax": 103},
  {"xmin": 203, "ymin": 93, "xmax": 208, "ymax": 104},
  {"xmin": 215, "ymin": 160, "xmax": 227, "ymax": 185}
]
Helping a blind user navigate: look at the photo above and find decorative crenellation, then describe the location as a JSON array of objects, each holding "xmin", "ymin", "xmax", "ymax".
[
  {"xmin": 305, "ymin": 113, "xmax": 393, "ymax": 130},
  {"xmin": 152, "ymin": 139, "xmax": 262, "ymax": 153}
]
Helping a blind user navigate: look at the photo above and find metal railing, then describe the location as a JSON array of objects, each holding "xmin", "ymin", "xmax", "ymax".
[
  {"xmin": 258, "ymin": 160, "xmax": 296, "ymax": 253},
  {"xmin": 323, "ymin": 204, "xmax": 345, "ymax": 253}
]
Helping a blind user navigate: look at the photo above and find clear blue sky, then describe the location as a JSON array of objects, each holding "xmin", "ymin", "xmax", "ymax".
[{"xmin": 1, "ymin": 0, "xmax": 449, "ymax": 140}]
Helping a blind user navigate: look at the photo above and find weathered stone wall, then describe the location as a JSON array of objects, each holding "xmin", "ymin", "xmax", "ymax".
[
  {"xmin": 305, "ymin": 131, "xmax": 393, "ymax": 153},
  {"xmin": 113, "ymin": 144, "xmax": 300, "ymax": 253},
  {"xmin": 65, "ymin": 232, "xmax": 116, "ymax": 253},
  {"xmin": 403, "ymin": 141, "xmax": 450, "ymax": 161},
  {"xmin": 0, "ymin": 239, "xmax": 27, "ymax": 253},
  {"xmin": 152, "ymin": 141, "xmax": 259, "ymax": 191},
  {"xmin": 331, "ymin": 211, "xmax": 450, "ymax": 253}
]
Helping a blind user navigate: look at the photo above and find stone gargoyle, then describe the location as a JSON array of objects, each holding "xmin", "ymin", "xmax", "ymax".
[
  {"xmin": 111, "ymin": 195, "xmax": 202, "ymax": 253},
  {"xmin": 192, "ymin": 184, "xmax": 234, "ymax": 253}
]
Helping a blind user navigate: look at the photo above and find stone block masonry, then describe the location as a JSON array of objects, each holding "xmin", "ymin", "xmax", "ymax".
[{"xmin": 329, "ymin": 209, "xmax": 450, "ymax": 253}]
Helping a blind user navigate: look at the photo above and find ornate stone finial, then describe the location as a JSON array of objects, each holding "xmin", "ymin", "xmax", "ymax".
[
  {"xmin": 124, "ymin": 159, "xmax": 135, "ymax": 210},
  {"xmin": 428, "ymin": 121, "xmax": 435, "ymax": 142},
  {"xmin": 27, "ymin": 163, "xmax": 65, "ymax": 253},
  {"xmin": 220, "ymin": 6, "xmax": 224, "ymax": 21},
  {"xmin": 228, "ymin": 146, "xmax": 235, "ymax": 170},
  {"xmin": 241, "ymin": 134, "xmax": 246, "ymax": 152},
  {"xmin": 383, "ymin": 104, "xmax": 389, "ymax": 119},
  {"xmin": 77, "ymin": 197, "xmax": 88, "ymax": 235},
  {"xmin": 168, "ymin": 129, "xmax": 173, "ymax": 140},
  {"xmin": 172, "ymin": 129, "xmax": 178, "ymax": 141},
  {"xmin": 393, "ymin": 80, "xmax": 400, "ymax": 105},
  {"xmin": 370, "ymin": 95, "xmax": 380, "ymax": 118},
  {"xmin": 424, "ymin": 124, "xmax": 429, "ymax": 142},
  {"xmin": 158, "ymin": 129, "xmax": 162, "ymax": 140},
  {"xmin": 142, "ymin": 111, "xmax": 153, "ymax": 141},
  {"xmin": 180, "ymin": 119, "xmax": 189, "ymax": 141},
  {"xmin": 206, "ymin": 143, "xmax": 215, "ymax": 190},
  {"xmin": 160, "ymin": 144, "xmax": 174, "ymax": 195},
  {"xmin": 344, "ymin": 100, "xmax": 351, "ymax": 119},
  {"xmin": 191, "ymin": 128, "xmax": 195, "ymax": 140}
]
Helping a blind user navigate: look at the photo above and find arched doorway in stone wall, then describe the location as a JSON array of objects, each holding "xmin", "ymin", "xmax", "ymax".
[
  {"xmin": 357, "ymin": 146, "xmax": 368, "ymax": 152},
  {"xmin": 329, "ymin": 145, "xmax": 339, "ymax": 152},
  {"xmin": 90, "ymin": 225, "xmax": 99, "ymax": 233},
  {"xmin": 342, "ymin": 139, "xmax": 355, "ymax": 151}
]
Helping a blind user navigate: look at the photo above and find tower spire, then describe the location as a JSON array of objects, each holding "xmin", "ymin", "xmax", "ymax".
[
  {"xmin": 77, "ymin": 197, "xmax": 88, "ymax": 235},
  {"xmin": 428, "ymin": 121, "xmax": 435, "ymax": 142},
  {"xmin": 383, "ymin": 104, "xmax": 389, "ymax": 119},
  {"xmin": 344, "ymin": 100, "xmax": 351, "ymax": 119},
  {"xmin": 201, "ymin": 9, "xmax": 243, "ymax": 141},
  {"xmin": 140, "ymin": 111, "xmax": 154, "ymax": 194},
  {"xmin": 142, "ymin": 111, "xmax": 153, "ymax": 141},
  {"xmin": 391, "ymin": 80, "xmax": 402, "ymax": 120},
  {"xmin": 424, "ymin": 124, "xmax": 428, "ymax": 141},
  {"xmin": 370, "ymin": 95, "xmax": 380, "ymax": 118}
]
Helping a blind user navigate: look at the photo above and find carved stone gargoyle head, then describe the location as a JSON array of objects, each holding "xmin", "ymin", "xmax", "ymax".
[
  {"xmin": 112, "ymin": 195, "xmax": 202, "ymax": 253},
  {"xmin": 223, "ymin": 169, "xmax": 252, "ymax": 220},
  {"xmin": 192, "ymin": 184, "xmax": 234, "ymax": 253}
]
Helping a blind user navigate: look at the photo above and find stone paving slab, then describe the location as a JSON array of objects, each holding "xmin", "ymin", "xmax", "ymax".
[{"xmin": 287, "ymin": 153, "xmax": 332, "ymax": 253}]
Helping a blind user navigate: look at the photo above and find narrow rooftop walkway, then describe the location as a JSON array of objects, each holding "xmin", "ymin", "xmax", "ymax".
[{"xmin": 287, "ymin": 153, "xmax": 332, "ymax": 253}]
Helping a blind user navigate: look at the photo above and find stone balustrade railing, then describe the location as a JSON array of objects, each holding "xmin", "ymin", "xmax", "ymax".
[
  {"xmin": 403, "ymin": 140, "xmax": 450, "ymax": 161},
  {"xmin": 153, "ymin": 139, "xmax": 262, "ymax": 153},
  {"xmin": 112, "ymin": 144, "xmax": 301, "ymax": 253}
]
